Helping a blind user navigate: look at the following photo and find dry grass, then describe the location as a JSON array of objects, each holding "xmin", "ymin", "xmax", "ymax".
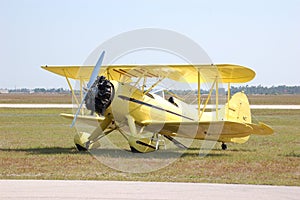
[
  {"xmin": 0, "ymin": 108, "xmax": 299, "ymax": 185},
  {"xmin": 1, "ymin": 93, "xmax": 300, "ymax": 105},
  {"xmin": 0, "ymin": 93, "xmax": 72, "ymax": 104},
  {"xmin": 248, "ymin": 94, "xmax": 300, "ymax": 105},
  {"xmin": 0, "ymin": 93, "xmax": 299, "ymax": 184}
]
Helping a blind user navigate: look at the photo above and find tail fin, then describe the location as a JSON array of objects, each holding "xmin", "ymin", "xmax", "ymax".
[
  {"xmin": 224, "ymin": 92, "xmax": 252, "ymax": 124},
  {"xmin": 222, "ymin": 92, "xmax": 274, "ymax": 143},
  {"xmin": 221, "ymin": 92, "xmax": 251, "ymax": 144}
]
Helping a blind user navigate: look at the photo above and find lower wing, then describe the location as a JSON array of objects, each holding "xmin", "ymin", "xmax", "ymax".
[
  {"xmin": 141, "ymin": 120, "xmax": 274, "ymax": 140},
  {"xmin": 60, "ymin": 113, "xmax": 105, "ymax": 127}
]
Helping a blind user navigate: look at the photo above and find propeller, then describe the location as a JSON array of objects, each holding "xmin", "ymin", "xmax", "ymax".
[{"xmin": 71, "ymin": 51, "xmax": 106, "ymax": 128}]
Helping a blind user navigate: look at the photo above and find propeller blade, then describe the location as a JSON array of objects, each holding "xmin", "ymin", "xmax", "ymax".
[
  {"xmin": 71, "ymin": 51, "xmax": 106, "ymax": 128},
  {"xmin": 70, "ymin": 90, "xmax": 89, "ymax": 127},
  {"xmin": 87, "ymin": 51, "xmax": 105, "ymax": 88}
]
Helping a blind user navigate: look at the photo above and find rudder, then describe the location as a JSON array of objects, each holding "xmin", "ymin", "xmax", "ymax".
[{"xmin": 225, "ymin": 92, "xmax": 252, "ymax": 124}]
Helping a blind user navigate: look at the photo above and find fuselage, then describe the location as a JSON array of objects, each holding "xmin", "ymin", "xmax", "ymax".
[
  {"xmin": 106, "ymin": 81, "xmax": 219, "ymax": 136},
  {"xmin": 102, "ymin": 80, "xmax": 255, "ymax": 142},
  {"xmin": 110, "ymin": 81, "xmax": 193, "ymax": 123}
]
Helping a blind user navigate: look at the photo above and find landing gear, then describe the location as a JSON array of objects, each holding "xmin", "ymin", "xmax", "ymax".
[
  {"xmin": 151, "ymin": 133, "xmax": 166, "ymax": 150},
  {"xmin": 221, "ymin": 142, "xmax": 227, "ymax": 150},
  {"xmin": 75, "ymin": 143, "xmax": 88, "ymax": 151}
]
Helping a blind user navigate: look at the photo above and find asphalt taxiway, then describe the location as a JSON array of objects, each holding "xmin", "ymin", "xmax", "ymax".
[{"xmin": 0, "ymin": 180, "xmax": 299, "ymax": 200}]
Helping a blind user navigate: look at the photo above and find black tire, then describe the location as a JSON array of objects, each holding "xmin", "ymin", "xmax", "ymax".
[
  {"xmin": 75, "ymin": 144, "xmax": 88, "ymax": 151},
  {"xmin": 221, "ymin": 143, "xmax": 227, "ymax": 150}
]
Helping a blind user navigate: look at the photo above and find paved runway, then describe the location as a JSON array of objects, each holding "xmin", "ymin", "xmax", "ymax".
[{"xmin": 0, "ymin": 180, "xmax": 299, "ymax": 200}]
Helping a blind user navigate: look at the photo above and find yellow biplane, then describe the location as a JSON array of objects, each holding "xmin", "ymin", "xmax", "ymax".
[{"xmin": 42, "ymin": 51, "xmax": 273, "ymax": 153}]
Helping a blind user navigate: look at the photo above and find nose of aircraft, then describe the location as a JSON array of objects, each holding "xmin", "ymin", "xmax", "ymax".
[
  {"xmin": 84, "ymin": 76, "xmax": 116, "ymax": 116},
  {"xmin": 94, "ymin": 76, "xmax": 115, "ymax": 116}
]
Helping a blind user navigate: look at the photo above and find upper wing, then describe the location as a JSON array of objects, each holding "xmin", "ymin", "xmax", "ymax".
[{"xmin": 41, "ymin": 64, "xmax": 255, "ymax": 83}]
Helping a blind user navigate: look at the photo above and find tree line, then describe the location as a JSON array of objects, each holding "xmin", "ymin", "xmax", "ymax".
[
  {"xmin": 230, "ymin": 85, "xmax": 300, "ymax": 95},
  {"xmin": 171, "ymin": 85, "xmax": 300, "ymax": 95},
  {"xmin": 8, "ymin": 88, "xmax": 70, "ymax": 93},
  {"xmin": 4, "ymin": 85, "xmax": 300, "ymax": 95}
]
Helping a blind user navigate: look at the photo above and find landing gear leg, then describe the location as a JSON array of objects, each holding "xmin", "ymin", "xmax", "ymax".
[
  {"xmin": 151, "ymin": 133, "xmax": 166, "ymax": 150},
  {"xmin": 221, "ymin": 142, "xmax": 227, "ymax": 150}
]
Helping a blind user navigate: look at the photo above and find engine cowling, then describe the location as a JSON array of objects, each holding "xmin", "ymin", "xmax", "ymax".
[{"xmin": 85, "ymin": 76, "xmax": 115, "ymax": 116}]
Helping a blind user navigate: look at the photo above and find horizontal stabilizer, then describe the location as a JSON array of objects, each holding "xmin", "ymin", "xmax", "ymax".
[
  {"xmin": 226, "ymin": 136, "xmax": 250, "ymax": 144},
  {"xmin": 248, "ymin": 122, "xmax": 274, "ymax": 135}
]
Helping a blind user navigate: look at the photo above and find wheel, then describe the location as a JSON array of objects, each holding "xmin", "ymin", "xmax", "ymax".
[
  {"xmin": 221, "ymin": 143, "xmax": 227, "ymax": 150},
  {"xmin": 75, "ymin": 143, "xmax": 88, "ymax": 151}
]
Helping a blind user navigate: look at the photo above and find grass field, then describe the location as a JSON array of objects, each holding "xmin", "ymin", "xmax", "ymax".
[
  {"xmin": 0, "ymin": 93, "xmax": 72, "ymax": 104},
  {"xmin": 1, "ymin": 93, "xmax": 300, "ymax": 105},
  {"xmin": 248, "ymin": 94, "xmax": 300, "ymax": 105},
  {"xmin": 0, "ymin": 105, "xmax": 299, "ymax": 185}
]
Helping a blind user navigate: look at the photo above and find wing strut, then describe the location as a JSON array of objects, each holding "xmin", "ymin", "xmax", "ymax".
[
  {"xmin": 197, "ymin": 70, "xmax": 201, "ymax": 120},
  {"xmin": 64, "ymin": 70, "xmax": 79, "ymax": 106},
  {"xmin": 216, "ymin": 76, "xmax": 219, "ymax": 120},
  {"xmin": 199, "ymin": 78, "xmax": 217, "ymax": 120},
  {"xmin": 227, "ymin": 82, "xmax": 231, "ymax": 119},
  {"xmin": 80, "ymin": 77, "xmax": 84, "ymax": 115},
  {"xmin": 143, "ymin": 77, "xmax": 164, "ymax": 95},
  {"xmin": 142, "ymin": 76, "xmax": 147, "ymax": 92}
]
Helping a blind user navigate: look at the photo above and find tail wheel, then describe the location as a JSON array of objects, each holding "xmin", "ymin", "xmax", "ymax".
[{"xmin": 221, "ymin": 142, "xmax": 227, "ymax": 150}]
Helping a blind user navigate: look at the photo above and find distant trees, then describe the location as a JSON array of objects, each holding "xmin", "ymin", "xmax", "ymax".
[
  {"xmin": 8, "ymin": 88, "xmax": 70, "ymax": 94},
  {"xmin": 33, "ymin": 88, "xmax": 46, "ymax": 93},
  {"xmin": 33, "ymin": 88, "xmax": 67, "ymax": 93},
  {"xmin": 8, "ymin": 88, "xmax": 31, "ymax": 93},
  {"xmin": 4, "ymin": 85, "xmax": 300, "ymax": 95},
  {"xmin": 230, "ymin": 85, "xmax": 300, "ymax": 95},
  {"xmin": 171, "ymin": 85, "xmax": 300, "ymax": 96}
]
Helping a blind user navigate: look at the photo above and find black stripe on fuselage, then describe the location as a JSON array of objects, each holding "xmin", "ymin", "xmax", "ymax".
[{"xmin": 118, "ymin": 95, "xmax": 194, "ymax": 121}]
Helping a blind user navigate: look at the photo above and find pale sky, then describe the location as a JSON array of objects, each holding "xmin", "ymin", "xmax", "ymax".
[{"xmin": 0, "ymin": 0, "xmax": 299, "ymax": 89}]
